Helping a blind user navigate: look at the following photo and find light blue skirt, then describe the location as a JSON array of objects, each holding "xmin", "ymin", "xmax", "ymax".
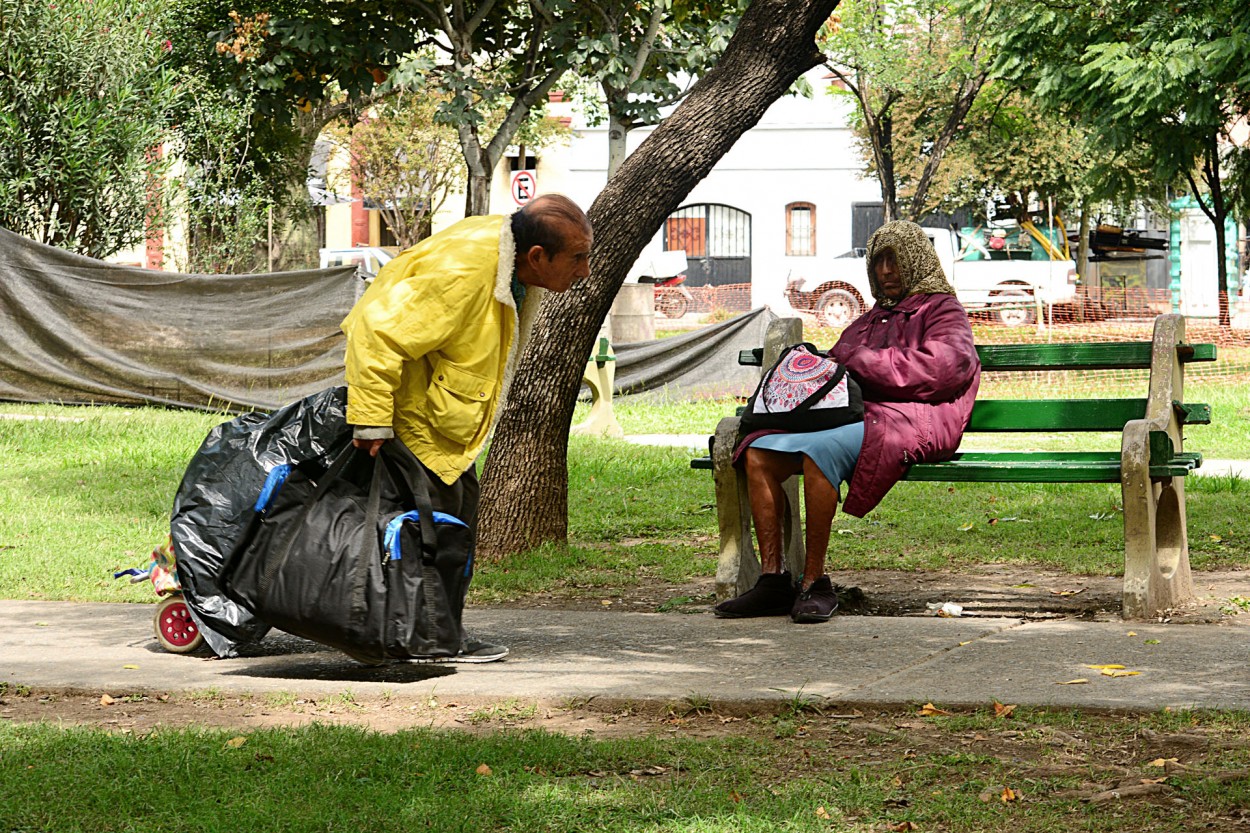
[{"xmin": 748, "ymin": 421, "xmax": 864, "ymax": 488}]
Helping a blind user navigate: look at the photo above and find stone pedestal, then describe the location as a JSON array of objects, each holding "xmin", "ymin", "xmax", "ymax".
[{"xmin": 608, "ymin": 283, "xmax": 655, "ymax": 344}]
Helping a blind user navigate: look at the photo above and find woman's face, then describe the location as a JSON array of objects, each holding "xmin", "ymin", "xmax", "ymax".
[{"xmin": 874, "ymin": 249, "xmax": 905, "ymax": 301}]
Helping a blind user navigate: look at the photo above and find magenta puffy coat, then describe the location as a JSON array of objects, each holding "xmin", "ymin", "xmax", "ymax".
[{"xmin": 829, "ymin": 292, "xmax": 981, "ymax": 517}]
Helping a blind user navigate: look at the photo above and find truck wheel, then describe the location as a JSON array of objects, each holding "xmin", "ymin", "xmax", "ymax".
[
  {"xmin": 816, "ymin": 289, "xmax": 861, "ymax": 328},
  {"xmin": 993, "ymin": 288, "xmax": 1036, "ymax": 327}
]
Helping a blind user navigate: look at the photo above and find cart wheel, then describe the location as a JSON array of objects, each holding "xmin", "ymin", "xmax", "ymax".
[{"xmin": 154, "ymin": 597, "xmax": 204, "ymax": 653}]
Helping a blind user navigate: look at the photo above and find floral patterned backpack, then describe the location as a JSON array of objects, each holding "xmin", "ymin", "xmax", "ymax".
[{"xmin": 738, "ymin": 343, "xmax": 863, "ymax": 434}]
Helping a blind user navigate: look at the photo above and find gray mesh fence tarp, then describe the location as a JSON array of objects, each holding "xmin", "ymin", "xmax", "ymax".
[
  {"xmin": 609, "ymin": 307, "xmax": 777, "ymax": 402},
  {"xmin": 0, "ymin": 227, "xmax": 358, "ymax": 411}
]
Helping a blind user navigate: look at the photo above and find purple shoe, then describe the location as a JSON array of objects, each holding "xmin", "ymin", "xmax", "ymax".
[
  {"xmin": 714, "ymin": 572, "xmax": 798, "ymax": 618},
  {"xmin": 791, "ymin": 576, "xmax": 839, "ymax": 623}
]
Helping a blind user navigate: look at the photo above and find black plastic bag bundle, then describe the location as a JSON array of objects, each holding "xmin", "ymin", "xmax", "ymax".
[
  {"xmin": 170, "ymin": 387, "xmax": 356, "ymax": 656},
  {"xmin": 220, "ymin": 437, "xmax": 470, "ymax": 664}
]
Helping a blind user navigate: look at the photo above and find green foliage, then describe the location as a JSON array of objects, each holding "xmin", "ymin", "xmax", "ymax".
[
  {"xmin": 985, "ymin": 0, "xmax": 1249, "ymax": 225},
  {"xmin": 819, "ymin": 0, "xmax": 995, "ymax": 221},
  {"xmin": 323, "ymin": 90, "xmax": 464, "ymax": 250},
  {"xmin": 0, "ymin": 0, "xmax": 178, "ymax": 258}
]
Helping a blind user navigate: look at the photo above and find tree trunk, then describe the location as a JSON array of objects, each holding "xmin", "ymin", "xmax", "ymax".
[
  {"xmin": 476, "ymin": 0, "xmax": 840, "ymax": 559},
  {"xmin": 605, "ymin": 106, "xmax": 630, "ymax": 179}
]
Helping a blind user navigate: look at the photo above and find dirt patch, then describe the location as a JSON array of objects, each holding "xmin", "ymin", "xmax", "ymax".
[{"xmin": 503, "ymin": 565, "xmax": 1250, "ymax": 625}]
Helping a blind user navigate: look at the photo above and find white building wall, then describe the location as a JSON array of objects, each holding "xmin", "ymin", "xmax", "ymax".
[{"xmin": 521, "ymin": 70, "xmax": 881, "ymax": 310}]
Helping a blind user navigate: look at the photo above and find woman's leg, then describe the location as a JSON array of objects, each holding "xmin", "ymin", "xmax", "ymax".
[
  {"xmin": 744, "ymin": 447, "xmax": 803, "ymax": 574},
  {"xmin": 800, "ymin": 455, "xmax": 839, "ymax": 588}
]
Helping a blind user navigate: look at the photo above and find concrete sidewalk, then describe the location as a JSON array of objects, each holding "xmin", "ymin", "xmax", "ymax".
[{"xmin": 3, "ymin": 600, "xmax": 1248, "ymax": 711}]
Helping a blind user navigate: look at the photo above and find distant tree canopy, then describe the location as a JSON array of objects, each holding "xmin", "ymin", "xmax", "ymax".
[
  {"xmin": 0, "ymin": 0, "xmax": 177, "ymax": 259},
  {"xmin": 984, "ymin": 0, "xmax": 1250, "ymax": 324}
]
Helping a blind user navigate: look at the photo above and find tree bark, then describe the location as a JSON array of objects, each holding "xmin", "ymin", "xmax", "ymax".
[{"xmin": 476, "ymin": 0, "xmax": 840, "ymax": 559}]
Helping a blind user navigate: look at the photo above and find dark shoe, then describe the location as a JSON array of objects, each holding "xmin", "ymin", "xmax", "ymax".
[
  {"xmin": 409, "ymin": 634, "xmax": 509, "ymax": 664},
  {"xmin": 791, "ymin": 576, "xmax": 839, "ymax": 623},
  {"xmin": 714, "ymin": 572, "xmax": 798, "ymax": 618}
]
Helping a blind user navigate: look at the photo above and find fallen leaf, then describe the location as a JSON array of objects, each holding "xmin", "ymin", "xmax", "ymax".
[
  {"xmin": 600, "ymin": 600, "xmax": 612, "ymax": 606},
  {"xmin": 122, "ymin": 664, "xmax": 139, "ymax": 670},
  {"xmin": 1140, "ymin": 777, "xmax": 1167, "ymax": 785},
  {"xmin": 1050, "ymin": 588, "xmax": 1086, "ymax": 597},
  {"xmin": 1101, "ymin": 669, "xmax": 1141, "ymax": 677},
  {"xmin": 1001, "ymin": 786, "xmax": 1019, "ymax": 803},
  {"xmin": 34, "ymin": 622, "xmax": 48, "ymax": 627},
  {"xmin": 1210, "ymin": 534, "xmax": 1223, "ymax": 542},
  {"xmin": 958, "ymin": 641, "xmax": 972, "ymax": 646},
  {"xmin": 993, "ymin": 701, "xmax": 1017, "ymax": 719},
  {"xmin": 475, "ymin": 763, "xmax": 493, "ymax": 776},
  {"xmin": 1126, "ymin": 631, "xmax": 1137, "ymax": 637},
  {"xmin": 1085, "ymin": 664, "xmax": 1126, "ymax": 670},
  {"xmin": 1148, "ymin": 758, "xmax": 1180, "ymax": 768},
  {"xmin": 887, "ymin": 822, "xmax": 918, "ymax": 832},
  {"xmin": 815, "ymin": 806, "xmax": 831, "ymax": 819},
  {"xmin": 918, "ymin": 702, "xmax": 952, "ymax": 717},
  {"xmin": 1011, "ymin": 583, "xmax": 1035, "ymax": 588},
  {"xmin": 225, "ymin": 736, "xmax": 247, "ymax": 748},
  {"xmin": 958, "ymin": 521, "xmax": 975, "ymax": 531},
  {"xmin": 1056, "ymin": 679, "xmax": 1089, "ymax": 685},
  {"xmin": 1145, "ymin": 639, "xmax": 1160, "ymax": 645},
  {"xmin": 99, "ymin": 694, "xmax": 115, "ymax": 706},
  {"xmin": 729, "ymin": 790, "xmax": 743, "ymax": 804}
]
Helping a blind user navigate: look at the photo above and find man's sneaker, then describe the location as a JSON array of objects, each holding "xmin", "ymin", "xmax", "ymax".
[
  {"xmin": 447, "ymin": 635, "xmax": 509, "ymax": 663},
  {"xmin": 714, "ymin": 572, "xmax": 798, "ymax": 618},
  {"xmin": 791, "ymin": 575, "xmax": 839, "ymax": 623}
]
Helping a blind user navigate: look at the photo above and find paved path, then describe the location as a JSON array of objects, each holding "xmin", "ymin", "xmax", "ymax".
[{"xmin": 4, "ymin": 600, "xmax": 1248, "ymax": 711}]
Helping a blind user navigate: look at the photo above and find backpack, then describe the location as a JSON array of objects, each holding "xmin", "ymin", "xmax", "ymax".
[{"xmin": 738, "ymin": 343, "xmax": 864, "ymax": 434}]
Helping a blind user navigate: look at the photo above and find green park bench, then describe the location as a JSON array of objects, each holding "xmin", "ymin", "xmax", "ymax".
[{"xmin": 690, "ymin": 313, "xmax": 1216, "ymax": 620}]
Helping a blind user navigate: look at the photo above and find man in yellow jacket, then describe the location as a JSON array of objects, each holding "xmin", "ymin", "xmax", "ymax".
[{"xmin": 340, "ymin": 194, "xmax": 592, "ymax": 663}]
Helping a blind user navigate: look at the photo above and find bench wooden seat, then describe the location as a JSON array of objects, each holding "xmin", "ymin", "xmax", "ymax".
[{"xmin": 691, "ymin": 313, "xmax": 1216, "ymax": 620}]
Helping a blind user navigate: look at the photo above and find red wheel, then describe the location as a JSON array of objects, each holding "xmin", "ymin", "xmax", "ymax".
[{"xmin": 154, "ymin": 597, "xmax": 204, "ymax": 653}]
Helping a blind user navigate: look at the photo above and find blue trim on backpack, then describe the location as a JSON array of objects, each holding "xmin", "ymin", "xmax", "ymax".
[
  {"xmin": 383, "ymin": 510, "xmax": 468, "ymax": 561},
  {"xmin": 254, "ymin": 464, "xmax": 293, "ymax": 513}
]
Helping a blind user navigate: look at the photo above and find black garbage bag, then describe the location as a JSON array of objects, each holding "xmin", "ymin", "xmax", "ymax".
[
  {"xmin": 170, "ymin": 387, "xmax": 353, "ymax": 656},
  {"xmin": 220, "ymin": 439, "xmax": 470, "ymax": 664}
]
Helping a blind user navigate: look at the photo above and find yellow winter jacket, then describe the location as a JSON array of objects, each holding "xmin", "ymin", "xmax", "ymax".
[{"xmin": 340, "ymin": 214, "xmax": 541, "ymax": 484}]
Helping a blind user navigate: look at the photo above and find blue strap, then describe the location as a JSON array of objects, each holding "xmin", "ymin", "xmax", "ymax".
[
  {"xmin": 383, "ymin": 510, "xmax": 468, "ymax": 561},
  {"xmin": 254, "ymin": 464, "xmax": 293, "ymax": 513}
]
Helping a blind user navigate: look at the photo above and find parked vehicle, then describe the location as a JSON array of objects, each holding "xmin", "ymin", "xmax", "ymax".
[
  {"xmin": 786, "ymin": 225, "xmax": 1078, "ymax": 327},
  {"xmin": 319, "ymin": 246, "xmax": 398, "ymax": 281},
  {"xmin": 639, "ymin": 273, "xmax": 694, "ymax": 318}
]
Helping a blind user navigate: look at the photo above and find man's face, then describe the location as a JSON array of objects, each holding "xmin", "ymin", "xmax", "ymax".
[
  {"xmin": 874, "ymin": 249, "xmax": 904, "ymax": 301},
  {"xmin": 530, "ymin": 221, "xmax": 592, "ymax": 293}
]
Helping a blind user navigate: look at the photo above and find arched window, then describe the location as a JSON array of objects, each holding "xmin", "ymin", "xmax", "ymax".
[{"xmin": 786, "ymin": 202, "xmax": 816, "ymax": 256}]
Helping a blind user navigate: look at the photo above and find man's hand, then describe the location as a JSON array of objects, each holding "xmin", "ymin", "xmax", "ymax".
[{"xmin": 353, "ymin": 438, "xmax": 386, "ymax": 457}]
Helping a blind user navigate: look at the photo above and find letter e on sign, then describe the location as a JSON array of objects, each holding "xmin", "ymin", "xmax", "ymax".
[{"xmin": 511, "ymin": 171, "xmax": 537, "ymax": 206}]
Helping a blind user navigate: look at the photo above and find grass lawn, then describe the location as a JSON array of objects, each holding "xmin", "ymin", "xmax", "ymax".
[
  {"xmin": 1, "ymin": 386, "xmax": 1248, "ymax": 832},
  {"xmin": 0, "ymin": 396, "xmax": 1247, "ymax": 604},
  {"xmin": 2, "ymin": 698, "xmax": 1249, "ymax": 833}
]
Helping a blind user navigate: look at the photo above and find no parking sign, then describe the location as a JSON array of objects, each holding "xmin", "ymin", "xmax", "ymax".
[{"xmin": 511, "ymin": 170, "xmax": 536, "ymax": 206}]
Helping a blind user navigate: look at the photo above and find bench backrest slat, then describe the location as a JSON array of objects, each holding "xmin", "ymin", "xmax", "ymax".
[
  {"xmin": 744, "ymin": 342, "xmax": 1215, "ymax": 372},
  {"xmin": 976, "ymin": 341, "xmax": 1216, "ymax": 370},
  {"xmin": 969, "ymin": 398, "xmax": 1146, "ymax": 432}
]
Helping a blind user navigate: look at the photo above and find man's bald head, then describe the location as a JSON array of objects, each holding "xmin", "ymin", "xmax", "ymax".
[{"xmin": 512, "ymin": 194, "xmax": 592, "ymax": 256}]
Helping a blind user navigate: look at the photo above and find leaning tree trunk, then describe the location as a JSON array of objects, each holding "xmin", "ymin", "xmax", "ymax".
[{"xmin": 476, "ymin": 0, "xmax": 841, "ymax": 559}]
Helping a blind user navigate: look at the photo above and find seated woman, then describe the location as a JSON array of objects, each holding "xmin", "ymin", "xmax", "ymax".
[{"xmin": 715, "ymin": 220, "xmax": 982, "ymax": 623}]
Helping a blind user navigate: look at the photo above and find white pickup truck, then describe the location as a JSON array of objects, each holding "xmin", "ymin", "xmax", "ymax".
[{"xmin": 785, "ymin": 226, "xmax": 1078, "ymax": 327}]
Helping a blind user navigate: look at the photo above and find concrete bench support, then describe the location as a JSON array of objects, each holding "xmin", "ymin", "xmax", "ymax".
[
  {"xmin": 1120, "ymin": 314, "xmax": 1196, "ymax": 617},
  {"xmin": 572, "ymin": 336, "xmax": 624, "ymax": 439},
  {"xmin": 712, "ymin": 317, "xmax": 804, "ymax": 599}
]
